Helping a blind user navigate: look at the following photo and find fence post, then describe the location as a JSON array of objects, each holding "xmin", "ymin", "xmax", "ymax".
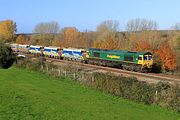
[
  {"xmin": 58, "ymin": 69, "xmax": 61, "ymax": 76},
  {"xmin": 82, "ymin": 73, "xmax": 84, "ymax": 80},
  {"xmin": 64, "ymin": 71, "xmax": 66, "ymax": 78},
  {"xmin": 92, "ymin": 76, "xmax": 94, "ymax": 82},
  {"xmin": 155, "ymin": 90, "xmax": 158, "ymax": 102},
  {"xmin": 73, "ymin": 73, "xmax": 76, "ymax": 80},
  {"xmin": 41, "ymin": 65, "xmax": 43, "ymax": 71},
  {"xmin": 46, "ymin": 66, "xmax": 48, "ymax": 72}
]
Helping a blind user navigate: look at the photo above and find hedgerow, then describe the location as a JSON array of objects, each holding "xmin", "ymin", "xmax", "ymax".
[{"xmin": 15, "ymin": 58, "xmax": 180, "ymax": 113}]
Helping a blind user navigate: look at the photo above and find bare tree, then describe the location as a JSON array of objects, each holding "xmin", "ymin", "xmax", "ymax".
[
  {"xmin": 33, "ymin": 21, "xmax": 60, "ymax": 34},
  {"xmin": 126, "ymin": 18, "xmax": 158, "ymax": 32},
  {"xmin": 31, "ymin": 21, "xmax": 60, "ymax": 46},
  {"xmin": 171, "ymin": 23, "xmax": 180, "ymax": 30},
  {"xmin": 97, "ymin": 20, "xmax": 120, "ymax": 33},
  {"xmin": 94, "ymin": 20, "xmax": 121, "ymax": 49},
  {"xmin": 81, "ymin": 30, "xmax": 97, "ymax": 48}
]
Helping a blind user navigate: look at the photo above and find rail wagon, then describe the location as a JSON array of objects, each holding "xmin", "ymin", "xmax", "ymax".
[
  {"xmin": 43, "ymin": 47, "xmax": 61, "ymax": 58},
  {"xmin": 29, "ymin": 45, "xmax": 43, "ymax": 55},
  {"xmin": 18, "ymin": 44, "xmax": 29, "ymax": 53},
  {"xmin": 62, "ymin": 48, "xmax": 88, "ymax": 62},
  {"xmin": 87, "ymin": 48, "xmax": 153, "ymax": 72}
]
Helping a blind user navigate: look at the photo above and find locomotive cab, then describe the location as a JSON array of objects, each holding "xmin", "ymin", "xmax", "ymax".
[
  {"xmin": 138, "ymin": 52, "xmax": 153, "ymax": 71},
  {"xmin": 81, "ymin": 50, "xmax": 89, "ymax": 59}
]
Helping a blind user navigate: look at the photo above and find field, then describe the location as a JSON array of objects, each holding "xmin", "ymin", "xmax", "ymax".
[{"xmin": 0, "ymin": 67, "xmax": 180, "ymax": 120}]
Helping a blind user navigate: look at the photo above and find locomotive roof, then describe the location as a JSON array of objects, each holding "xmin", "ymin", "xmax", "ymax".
[
  {"xmin": 88, "ymin": 48, "xmax": 152, "ymax": 55},
  {"xmin": 63, "ymin": 48, "xmax": 85, "ymax": 51},
  {"xmin": 44, "ymin": 46, "xmax": 59, "ymax": 49},
  {"xmin": 29, "ymin": 45, "xmax": 43, "ymax": 48},
  {"xmin": 19, "ymin": 44, "xmax": 29, "ymax": 47}
]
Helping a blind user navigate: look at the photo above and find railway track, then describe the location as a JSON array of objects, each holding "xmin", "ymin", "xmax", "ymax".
[
  {"xmin": 19, "ymin": 52, "xmax": 180, "ymax": 84},
  {"xmin": 44, "ymin": 57, "xmax": 180, "ymax": 84}
]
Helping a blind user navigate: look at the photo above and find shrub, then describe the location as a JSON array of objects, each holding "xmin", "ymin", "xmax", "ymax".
[
  {"xmin": 154, "ymin": 83, "xmax": 180, "ymax": 112},
  {"xmin": 0, "ymin": 42, "xmax": 16, "ymax": 69},
  {"xmin": 91, "ymin": 72, "xmax": 155, "ymax": 104}
]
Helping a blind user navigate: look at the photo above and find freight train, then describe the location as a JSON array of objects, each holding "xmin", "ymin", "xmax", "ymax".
[{"xmin": 10, "ymin": 44, "xmax": 153, "ymax": 72}]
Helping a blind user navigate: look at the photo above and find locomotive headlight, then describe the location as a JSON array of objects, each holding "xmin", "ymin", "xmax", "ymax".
[{"xmin": 86, "ymin": 54, "xmax": 89, "ymax": 58}]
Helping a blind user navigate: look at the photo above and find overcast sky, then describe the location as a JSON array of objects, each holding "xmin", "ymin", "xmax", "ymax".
[{"xmin": 0, "ymin": 0, "xmax": 179, "ymax": 33}]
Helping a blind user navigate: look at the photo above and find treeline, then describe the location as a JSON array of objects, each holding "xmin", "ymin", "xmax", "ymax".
[{"xmin": 0, "ymin": 19, "xmax": 180, "ymax": 72}]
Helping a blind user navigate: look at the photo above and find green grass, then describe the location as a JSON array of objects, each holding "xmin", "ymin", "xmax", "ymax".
[{"xmin": 0, "ymin": 67, "xmax": 180, "ymax": 120}]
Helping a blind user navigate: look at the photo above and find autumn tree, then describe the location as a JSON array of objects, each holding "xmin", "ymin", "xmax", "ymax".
[
  {"xmin": 34, "ymin": 21, "xmax": 59, "ymax": 34},
  {"xmin": 174, "ymin": 36, "xmax": 180, "ymax": 49},
  {"xmin": 80, "ymin": 30, "xmax": 97, "ymax": 48},
  {"xmin": 52, "ymin": 34, "xmax": 61, "ymax": 47},
  {"xmin": 168, "ymin": 25, "xmax": 180, "ymax": 72},
  {"xmin": 0, "ymin": 20, "xmax": 17, "ymax": 42},
  {"xmin": 30, "ymin": 34, "xmax": 55, "ymax": 46},
  {"xmin": 133, "ymin": 40, "xmax": 151, "ymax": 52},
  {"xmin": 97, "ymin": 20, "xmax": 119, "ymax": 33},
  {"xmin": 128, "ymin": 31, "xmax": 164, "ymax": 52},
  {"xmin": 100, "ymin": 36, "xmax": 119, "ymax": 50},
  {"xmin": 31, "ymin": 21, "xmax": 60, "ymax": 46},
  {"xmin": 16, "ymin": 34, "xmax": 30, "ymax": 44},
  {"xmin": 167, "ymin": 25, "xmax": 180, "ymax": 51},
  {"xmin": 126, "ymin": 18, "xmax": 161, "ymax": 52},
  {"xmin": 169, "ymin": 35, "xmax": 177, "ymax": 49},
  {"xmin": 175, "ymin": 49, "xmax": 180, "ymax": 72},
  {"xmin": 57, "ymin": 27, "xmax": 87, "ymax": 48},
  {"xmin": 94, "ymin": 20, "xmax": 121, "ymax": 50},
  {"xmin": 62, "ymin": 27, "xmax": 79, "ymax": 47},
  {"xmin": 156, "ymin": 42, "xmax": 177, "ymax": 71}
]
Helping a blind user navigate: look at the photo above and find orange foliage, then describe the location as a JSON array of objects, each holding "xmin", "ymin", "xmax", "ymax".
[
  {"xmin": 0, "ymin": 20, "xmax": 16, "ymax": 42},
  {"xmin": 100, "ymin": 36, "xmax": 119, "ymax": 50},
  {"xmin": 61, "ymin": 27, "xmax": 80, "ymax": 47},
  {"xmin": 93, "ymin": 40, "xmax": 102, "ymax": 48},
  {"xmin": 93, "ymin": 35, "xmax": 120, "ymax": 50},
  {"xmin": 60, "ymin": 27, "xmax": 87, "ymax": 48},
  {"xmin": 16, "ymin": 35, "xmax": 29, "ymax": 44},
  {"xmin": 133, "ymin": 40, "xmax": 151, "ymax": 52},
  {"xmin": 156, "ymin": 42, "xmax": 177, "ymax": 71}
]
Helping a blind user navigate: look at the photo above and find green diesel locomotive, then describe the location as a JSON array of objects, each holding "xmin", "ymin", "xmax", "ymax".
[{"xmin": 87, "ymin": 48, "xmax": 153, "ymax": 72}]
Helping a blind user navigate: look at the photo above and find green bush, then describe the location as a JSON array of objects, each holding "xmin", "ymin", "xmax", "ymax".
[
  {"xmin": 90, "ymin": 72, "xmax": 180, "ymax": 111},
  {"xmin": 154, "ymin": 83, "xmax": 180, "ymax": 113},
  {"xmin": 91, "ymin": 73, "xmax": 155, "ymax": 104},
  {"xmin": 0, "ymin": 42, "xmax": 16, "ymax": 69}
]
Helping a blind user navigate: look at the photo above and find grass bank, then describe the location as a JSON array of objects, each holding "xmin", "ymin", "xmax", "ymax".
[{"xmin": 0, "ymin": 67, "xmax": 179, "ymax": 120}]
